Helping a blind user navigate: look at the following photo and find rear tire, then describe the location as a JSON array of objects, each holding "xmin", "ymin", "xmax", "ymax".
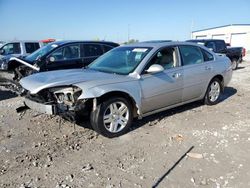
[
  {"xmin": 204, "ymin": 78, "xmax": 222, "ymax": 105},
  {"xmin": 90, "ymin": 97, "xmax": 133, "ymax": 138},
  {"xmin": 231, "ymin": 58, "xmax": 238, "ymax": 70}
]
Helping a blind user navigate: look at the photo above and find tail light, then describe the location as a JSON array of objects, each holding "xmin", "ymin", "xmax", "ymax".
[{"xmin": 242, "ymin": 48, "xmax": 246, "ymax": 57}]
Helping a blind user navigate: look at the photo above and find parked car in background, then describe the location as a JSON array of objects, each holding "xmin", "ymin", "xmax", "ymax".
[
  {"xmin": 10, "ymin": 40, "xmax": 119, "ymax": 81},
  {"xmin": 20, "ymin": 41, "xmax": 232, "ymax": 138},
  {"xmin": 0, "ymin": 40, "xmax": 43, "ymax": 71},
  {"xmin": 187, "ymin": 39, "xmax": 245, "ymax": 70}
]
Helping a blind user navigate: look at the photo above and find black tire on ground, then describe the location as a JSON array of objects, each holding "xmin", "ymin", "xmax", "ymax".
[
  {"xmin": 90, "ymin": 97, "xmax": 133, "ymax": 138},
  {"xmin": 204, "ymin": 78, "xmax": 222, "ymax": 105},
  {"xmin": 231, "ymin": 58, "xmax": 238, "ymax": 70}
]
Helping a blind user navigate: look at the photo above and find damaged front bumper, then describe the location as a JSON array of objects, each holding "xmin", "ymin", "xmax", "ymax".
[{"xmin": 24, "ymin": 98, "xmax": 56, "ymax": 115}]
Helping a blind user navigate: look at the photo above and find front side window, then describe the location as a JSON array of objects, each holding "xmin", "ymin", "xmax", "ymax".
[
  {"xmin": 25, "ymin": 43, "xmax": 58, "ymax": 62},
  {"xmin": 49, "ymin": 44, "xmax": 80, "ymax": 62},
  {"xmin": 179, "ymin": 45, "xmax": 203, "ymax": 66},
  {"xmin": 84, "ymin": 44, "xmax": 103, "ymax": 57},
  {"xmin": 88, "ymin": 47, "xmax": 152, "ymax": 75},
  {"xmin": 144, "ymin": 47, "xmax": 177, "ymax": 71},
  {"xmin": 1, "ymin": 43, "xmax": 21, "ymax": 55},
  {"xmin": 25, "ymin": 43, "xmax": 40, "ymax": 53}
]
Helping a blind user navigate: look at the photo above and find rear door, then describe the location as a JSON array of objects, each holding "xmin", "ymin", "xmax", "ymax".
[
  {"xmin": 140, "ymin": 46, "xmax": 183, "ymax": 113},
  {"xmin": 82, "ymin": 43, "xmax": 104, "ymax": 66},
  {"xmin": 46, "ymin": 43, "xmax": 82, "ymax": 70},
  {"xmin": 179, "ymin": 45, "xmax": 214, "ymax": 102}
]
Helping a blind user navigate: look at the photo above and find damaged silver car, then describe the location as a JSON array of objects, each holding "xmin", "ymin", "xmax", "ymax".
[{"xmin": 20, "ymin": 42, "xmax": 232, "ymax": 137}]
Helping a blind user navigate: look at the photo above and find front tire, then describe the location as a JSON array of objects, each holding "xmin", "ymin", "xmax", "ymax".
[
  {"xmin": 90, "ymin": 97, "xmax": 133, "ymax": 138},
  {"xmin": 204, "ymin": 78, "xmax": 222, "ymax": 105}
]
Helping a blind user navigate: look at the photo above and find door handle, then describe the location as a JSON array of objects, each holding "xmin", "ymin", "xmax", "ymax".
[{"xmin": 172, "ymin": 72, "xmax": 182, "ymax": 78}]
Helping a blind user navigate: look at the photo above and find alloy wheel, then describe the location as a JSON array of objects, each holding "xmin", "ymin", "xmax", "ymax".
[
  {"xmin": 208, "ymin": 81, "xmax": 220, "ymax": 102},
  {"xmin": 103, "ymin": 101, "xmax": 129, "ymax": 133}
]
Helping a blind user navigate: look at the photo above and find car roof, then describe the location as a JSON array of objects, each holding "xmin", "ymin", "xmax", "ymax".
[
  {"xmin": 50, "ymin": 40, "xmax": 119, "ymax": 46},
  {"xmin": 122, "ymin": 41, "xmax": 205, "ymax": 48},
  {"xmin": 3, "ymin": 40, "xmax": 42, "ymax": 44},
  {"xmin": 187, "ymin": 39, "xmax": 224, "ymax": 42}
]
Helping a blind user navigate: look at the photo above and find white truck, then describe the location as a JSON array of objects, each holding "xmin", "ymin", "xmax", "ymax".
[{"xmin": 0, "ymin": 40, "xmax": 43, "ymax": 70}]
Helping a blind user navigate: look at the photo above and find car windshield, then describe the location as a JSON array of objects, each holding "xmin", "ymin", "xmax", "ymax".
[
  {"xmin": 25, "ymin": 43, "xmax": 59, "ymax": 62},
  {"xmin": 88, "ymin": 46, "xmax": 152, "ymax": 75}
]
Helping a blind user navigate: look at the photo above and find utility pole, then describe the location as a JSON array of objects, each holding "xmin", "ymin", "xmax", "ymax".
[
  {"xmin": 127, "ymin": 24, "xmax": 130, "ymax": 43},
  {"xmin": 190, "ymin": 20, "xmax": 194, "ymax": 39}
]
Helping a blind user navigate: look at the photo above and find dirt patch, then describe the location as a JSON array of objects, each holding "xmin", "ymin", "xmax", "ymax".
[{"xmin": 1, "ymin": 63, "xmax": 250, "ymax": 187}]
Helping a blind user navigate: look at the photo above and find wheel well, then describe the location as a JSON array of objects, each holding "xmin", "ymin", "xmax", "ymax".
[
  {"xmin": 98, "ymin": 91, "xmax": 138, "ymax": 117},
  {"xmin": 8, "ymin": 60, "xmax": 21, "ymax": 71},
  {"xmin": 212, "ymin": 75, "xmax": 224, "ymax": 89}
]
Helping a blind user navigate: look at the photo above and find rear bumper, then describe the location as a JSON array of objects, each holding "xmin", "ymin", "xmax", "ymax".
[
  {"xmin": 24, "ymin": 98, "xmax": 56, "ymax": 115},
  {"xmin": 223, "ymin": 68, "xmax": 233, "ymax": 87}
]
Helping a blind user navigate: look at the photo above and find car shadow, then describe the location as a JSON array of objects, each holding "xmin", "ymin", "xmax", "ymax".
[
  {"xmin": 235, "ymin": 66, "xmax": 245, "ymax": 71},
  {"xmin": 76, "ymin": 86, "xmax": 237, "ymax": 135},
  {"xmin": 0, "ymin": 89, "xmax": 17, "ymax": 101},
  {"xmin": 131, "ymin": 86, "xmax": 237, "ymax": 132},
  {"xmin": 220, "ymin": 86, "xmax": 237, "ymax": 102}
]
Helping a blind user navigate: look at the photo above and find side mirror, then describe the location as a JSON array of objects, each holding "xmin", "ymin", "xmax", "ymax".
[
  {"xmin": 0, "ymin": 49, "xmax": 5, "ymax": 55},
  {"xmin": 146, "ymin": 64, "xmax": 164, "ymax": 74},
  {"xmin": 47, "ymin": 56, "xmax": 55, "ymax": 63}
]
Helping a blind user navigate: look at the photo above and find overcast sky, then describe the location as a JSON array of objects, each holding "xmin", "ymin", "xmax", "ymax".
[{"xmin": 0, "ymin": 0, "xmax": 250, "ymax": 42}]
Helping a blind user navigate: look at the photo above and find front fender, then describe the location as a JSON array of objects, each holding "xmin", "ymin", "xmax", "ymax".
[{"xmin": 75, "ymin": 81, "xmax": 142, "ymax": 115}]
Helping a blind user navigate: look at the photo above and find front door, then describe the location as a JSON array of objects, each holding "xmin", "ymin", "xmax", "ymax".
[
  {"xmin": 139, "ymin": 47, "xmax": 183, "ymax": 113},
  {"xmin": 46, "ymin": 44, "xmax": 82, "ymax": 70}
]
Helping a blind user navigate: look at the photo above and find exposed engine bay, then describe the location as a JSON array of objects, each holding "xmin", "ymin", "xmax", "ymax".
[{"xmin": 23, "ymin": 86, "xmax": 91, "ymax": 122}]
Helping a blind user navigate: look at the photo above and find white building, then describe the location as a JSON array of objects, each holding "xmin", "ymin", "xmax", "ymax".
[{"xmin": 191, "ymin": 24, "xmax": 250, "ymax": 52}]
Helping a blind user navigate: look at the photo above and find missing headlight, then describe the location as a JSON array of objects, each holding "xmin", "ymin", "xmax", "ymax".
[{"xmin": 50, "ymin": 87, "xmax": 82, "ymax": 106}]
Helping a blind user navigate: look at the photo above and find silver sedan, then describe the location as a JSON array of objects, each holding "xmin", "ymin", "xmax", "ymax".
[{"xmin": 20, "ymin": 42, "xmax": 232, "ymax": 137}]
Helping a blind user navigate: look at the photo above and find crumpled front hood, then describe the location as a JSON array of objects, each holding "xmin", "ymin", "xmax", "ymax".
[{"xmin": 20, "ymin": 68, "xmax": 130, "ymax": 94}]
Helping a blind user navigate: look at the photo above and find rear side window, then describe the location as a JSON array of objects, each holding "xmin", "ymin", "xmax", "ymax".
[
  {"xmin": 25, "ymin": 43, "xmax": 40, "ymax": 53},
  {"xmin": 201, "ymin": 48, "xmax": 214, "ymax": 62},
  {"xmin": 179, "ymin": 45, "xmax": 203, "ymax": 66},
  {"xmin": 103, "ymin": 45, "xmax": 114, "ymax": 52},
  {"xmin": 84, "ymin": 44, "xmax": 103, "ymax": 57}
]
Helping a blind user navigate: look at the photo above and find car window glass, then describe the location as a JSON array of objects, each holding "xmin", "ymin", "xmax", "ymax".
[
  {"xmin": 145, "ymin": 47, "xmax": 177, "ymax": 71},
  {"xmin": 206, "ymin": 42, "xmax": 216, "ymax": 52},
  {"xmin": 88, "ymin": 47, "xmax": 152, "ymax": 75},
  {"xmin": 49, "ymin": 44, "xmax": 80, "ymax": 61},
  {"xmin": 201, "ymin": 48, "xmax": 214, "ymax": 62},
  {"xmin": 215, "ymin": 41, "xmax": 225, "ymax": 52},
  {"xmin": 84, "ymin": 44, "xmax": 103, "ymax": 57},
  {"xmin": 103, "ymin": 45, "xmax": 113, "ymax": 53},
  {"xmin": 25, "ymin": 43, "xmax": 40, "ymax": 53},
  {"xmin": 179, "ymin": 45, "xmax": 204, "ymax": 66},
  {"xmin": 2, "ymin": 43, "xmax": 21, "ymax": 55}
]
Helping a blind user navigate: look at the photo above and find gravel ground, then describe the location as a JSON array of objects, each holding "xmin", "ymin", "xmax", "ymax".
[{"xmin": 0, "ymin": 62, "xmax": 250, "ymax": 188}]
